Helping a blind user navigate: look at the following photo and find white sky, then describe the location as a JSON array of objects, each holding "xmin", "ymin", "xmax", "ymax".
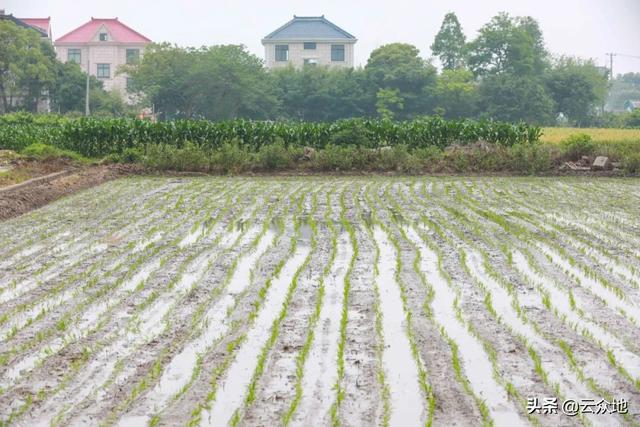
[{"xmin": 5, "ymin": 0, "xmax": 640, "ymax": 75}]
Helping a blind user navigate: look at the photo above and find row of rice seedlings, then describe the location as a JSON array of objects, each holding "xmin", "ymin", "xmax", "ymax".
[
  {"xmin": 513, "ymin": 248, "xmax": 640, "ymax": 400},
  {"xmin": 282, "ymin": 184, "xmax": 341, "ymax": 425},
  {"xmin": 493, "ymin": 179, "xmax": 640, "ymax": 266},
  {"xmin": 132, "ymin": 182, "xmax": 309, "ymax": 420},
  {"xmin": 425, "ymin": 185, "xmax": 604, "ymax": 426},
  {"xmin": 494, "ymin": 179, "xmax": 640, "ymax": 268},
  {"xmin": 186, "ymin": 189, "xmax": 311, "ymax": 427},
  {"xmin": 327, "ymin": 188, "xmax": 360, "ymax": 427},
  {"xmin": 395, "ymin": 181, "xmax": 524, "ymax": 425},
  {"xmin": 0, "ymin": 185, "xmax": 214, "ymax": 350},
  {"xmin": 4, "ymin": 177, "xmax": 190, "ymax": 280},
  {"xmin": 0, "ymin": 180, "xmax": 182, "ymax": 304},
  {"xmin": 34, "ymin": 184, "xmax": 275, "ymax": 426},
  {"xmin": 0, "ymin": 182, "xmax": 265, "ymax": 424},
  {"xmin": 453, "ymin": 186, "xmax": 639, "ymax": 328},
  {"xmin": 354, "ymin": 181, "xmax": 392, "ymax": 427},
  {"xmin": 468, "ymin": 180, "xmax": 636, "ymax": 339},
  {"xmin": 444, "ymin": 181, "xmax": 640, "ymax": 398},
  {"xmin": 0, "ymin": 179, "xmax": 239, "ymax": 359},
  {"xmin": 103, "ymin": 186, "xmax": 295, "ymax": 427},
  {"xmin": 484, "ymin": 180, "xmax": 640, "ymax": 292},
  {"xmin": 190, "ymin": 190, "xmax": 315, "ymax": 426},
  {"xmin": 229, "ymin": 213, "xmax": 320, "ymax": 425},
  {"xmin": 149, "ymin": 214, "xmax": 290, "ymax": 427},
  {"xmin": 0, "ymin": 177, "xmax": 138, "ymax": 260},
  {"xmin": 392, "ymin": 180, "xmax": 528, "ymax": 424},
  {"xmin": 371, "ymin": 183, "xmax": 436, "ymax": 427}
]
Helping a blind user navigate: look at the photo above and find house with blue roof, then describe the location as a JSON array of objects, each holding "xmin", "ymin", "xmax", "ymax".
[{"xmin": 262, "ymin": 15, "xmax": 356, "ymax": 69}]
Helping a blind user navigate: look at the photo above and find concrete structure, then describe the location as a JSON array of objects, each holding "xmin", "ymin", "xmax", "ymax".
[
  {"xmin": 55, "ymin": 18, "xmax": 151, "ymax": 95},
  {"xmin": 262, "ymin": 15, "xmax": 356, "ymax": 69}
]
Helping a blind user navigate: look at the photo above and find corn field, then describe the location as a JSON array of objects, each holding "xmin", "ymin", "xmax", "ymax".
[{"xmin": 0, "ymin": 114, "xmax": 541, "ymax": 157}]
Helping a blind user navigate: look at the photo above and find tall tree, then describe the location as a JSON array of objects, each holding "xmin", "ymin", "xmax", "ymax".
[
  {"xmin": 431, "ymin": 12, "xmax": 467, "ymax": 70},
  {"xmin": 0, "ymin": 20, "xmax": 55, "ymax": 112},
  {"xmin": 478, "ymin": 73, "xmax": 554, "ymax": 123},
  {"xmin": 545, "ymin": 57, "xmax": 608, "ymax": 126},
  {"xmin": 434, "ymin": 68, "xmax": 478, "ymax": 118},
  {"xmin": 467, "ymin": 13, "xmax": 548, "ymax": 77},
  {"xmin": 365, "ymin": 43, "xmax": 437, "ymax": 118},
  {"xmin": 125, "ymin": 43, "xmax": 278, "ymax": 120}
]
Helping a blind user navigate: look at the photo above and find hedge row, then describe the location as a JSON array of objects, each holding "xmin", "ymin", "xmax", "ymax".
[{"xmin": 0, "ymin": 113, "xmax": 541, "ymax": 157}]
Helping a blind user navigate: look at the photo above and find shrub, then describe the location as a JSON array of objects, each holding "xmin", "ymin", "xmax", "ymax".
[
  {"xmin": 509, "ymin": 143, "xmax": 553, "ymax": 174},
  {"xmin": 257, "ymin": 138, "xmax": 292, "ymax": 170},
  {"xmin": 328, "ymin": 121, "xmax": 372, "ymax": 147},
  {"xmin": 560, "ymin": 133, "xmax": 595, "ymax": 160},
  {"xmin": 622, "ymin": 152, "xmax": 640, "ymax": 174},
  {"xmin": 313, "ymin": 144, "xmax": 356, "ymax": 171},
  {"xmin": 211, "ymin": 140, "xmax": 252, "ymax": 174}
]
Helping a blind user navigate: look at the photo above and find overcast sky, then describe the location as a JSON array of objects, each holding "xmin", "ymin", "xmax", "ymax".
[{"xmin": 5, "ymin": 0, "xmax": 640, "ymax": 75}]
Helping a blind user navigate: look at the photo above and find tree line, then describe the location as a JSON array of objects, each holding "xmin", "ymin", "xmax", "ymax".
[{"xmin": 2, "ymin": 12, "xmax": 636, "ymax": 126}]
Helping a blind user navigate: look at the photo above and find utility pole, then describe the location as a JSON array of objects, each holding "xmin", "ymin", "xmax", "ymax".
[
  {"xmin": 85, "ymin": 59, "xmax": 90, "ymax": 116},
  {"xmin": 606, "ymin": 53, "xmax": 616, "ymax": 80}
]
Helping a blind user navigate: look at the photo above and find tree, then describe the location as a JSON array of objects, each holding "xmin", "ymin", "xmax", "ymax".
[
  {"xmin": 376, "ymin": 88, "xmax": 403, "ymax": 119},
  {"xmin": 271, "ymin": 66, "xmax": 372, "ymax": 121},
  {"xmin": 431, "ymin": 12, "xmax": 467, "ymax": 70},
  {"xmin": 478, "ymin": 73, "xmax": 554, "ymax": 123},
  {"xmin": 365, "ymin": 43, "xmax": 437, "ymax": 118},
  {"xmin": 126, "ymin": 43, "xmax": 278, "ymax": 120},
  {"xmin": 0, "ymin": 20, "xmax": 55, "ymax": 112},
  {"xmin": 434, "ymin": 68, "xmax": 478, "ymax": 118},
  {"xmin": 467, "ymin": 13, "xmax": 548, "ymax": 77},
  {"xmin": 545, "ymin": 57, "xmax": 608, "ymax": 126}
]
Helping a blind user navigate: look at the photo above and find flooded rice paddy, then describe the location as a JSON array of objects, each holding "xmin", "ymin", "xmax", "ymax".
[{"xmin": 0, "ymin": 176, "xmax": 639, "ymax": 426}]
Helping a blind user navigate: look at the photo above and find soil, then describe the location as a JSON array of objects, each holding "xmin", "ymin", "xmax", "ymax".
[{"xmin": 0, "ymin": 161, "xmax": 139, "ymax": 221}]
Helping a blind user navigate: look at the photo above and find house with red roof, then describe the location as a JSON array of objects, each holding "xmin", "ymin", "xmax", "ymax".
[
  {"xmin": 0, "ymin": 10, "xmax": 51, "ymax": 40},
  {"xmin": 55, "ymin": 17, "xmax": 151, "ymax": 96}
]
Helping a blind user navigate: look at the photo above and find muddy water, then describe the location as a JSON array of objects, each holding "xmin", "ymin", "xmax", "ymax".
[
  {"xmin": 404, "ymin": 227, "xmax": 526, "ymax": 426},
  {"xmin": 464, "ymin": 250, "xmax": 619, "ymax": 427},
  {"xmin": 117, "ymin": 227, "xmax": 277, "ymax": 425},
  {"xmin": 292, "ymin": 233, "xmax": 351, "ymax": 426},
  {"xmin": 372, "ymin": 227, "xmax": 425, "ymax": 426},
  {"xmin": 24, "ymin": 226, "xmax": 250, "ymax": 426},
  {"xmin": 513, "ymin": 251, "xmax": 640, "ymax": 382},
  {"xmin": 536, "ymin": 242, "xmax": 640, "ymax": 326},
  {"xmin": 199, "ymin": 240, "xmax": 311, "ymax": 427}
]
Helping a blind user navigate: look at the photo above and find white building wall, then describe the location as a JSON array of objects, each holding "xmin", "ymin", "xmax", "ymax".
[
  {"xmin": 55, "ymin": 43, "xmax": 147, "ymax": 96},
  {"xmin": 264, "ymin": 41, "xmax": 355, "ymax": 69}
]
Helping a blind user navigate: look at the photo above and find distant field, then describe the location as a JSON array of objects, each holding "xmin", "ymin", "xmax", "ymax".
[{"xmin": 541, "ymin": 127, "xmax": 640, "ymax": 144}]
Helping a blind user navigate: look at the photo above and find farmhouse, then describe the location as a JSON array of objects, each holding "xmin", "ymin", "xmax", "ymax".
[
  {"xmin": 262, "ymin": 15, "xmax": 356, "ymax": 69},
  {"xmin": 0, "ymin": 10, "xmax": 52, "ymax": 112},
  {"xmin": 624, "ymin": 100, "xmax": 640, "ymax": 112},
  {"xmin": 54, "ymin": 18, "xmax": 151, "ymax": 96}
]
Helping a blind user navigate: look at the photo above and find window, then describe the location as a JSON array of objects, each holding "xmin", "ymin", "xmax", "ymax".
[
  {"xmin": 96, "ymin": 63, "xmax": 110, "ymax": 78},
  {"xmin": 275, "ymin": 45, "xmax": 289, "ymax": 62},
  {"xmin": 99, "ymin": 32, "xmax": 108, "ymax": 41},
  {"xmin": 67, "ymin": 48, "xmax": 81, "ymax": 64},
  {"xmin": 331, "ymin": 44, "xmax": 345, "ymax": 62},
  {"xmin": 126, "ymin": 77, "xmax": 134, "ymax": 91},
  {"xmin": 303, "ymin": 42, "xmax": 316, "ymax": 50},
  {"xmin": 126, "ymin": 49, "xmax": 140, "ymax": 64},
  {"xmin": 304, "ymin": 58, "xmax": 318, "ymax": 66}
]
